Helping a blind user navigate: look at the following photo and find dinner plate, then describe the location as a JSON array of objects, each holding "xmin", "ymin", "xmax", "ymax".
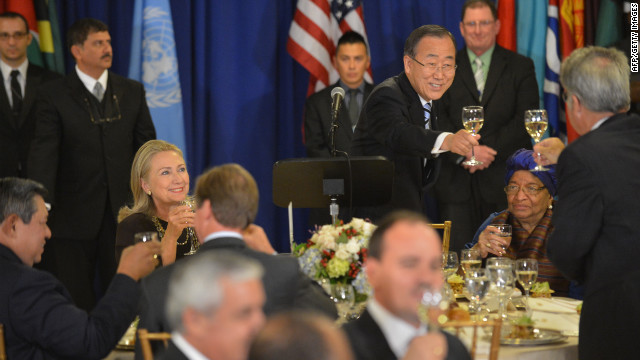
[{"xmin": 500, "ymin": 329, "xmax": 567, "ymax": 346}]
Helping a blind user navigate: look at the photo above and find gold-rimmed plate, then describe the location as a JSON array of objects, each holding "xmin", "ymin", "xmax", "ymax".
[{"xmin": 501, "ymin": 329, "xmax": 567, "ymax": 346}]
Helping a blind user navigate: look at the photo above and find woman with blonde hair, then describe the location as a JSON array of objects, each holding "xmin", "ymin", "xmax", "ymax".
[{"xmin": 115, "ymin": 140, "xmax": 196, "ymax": 265}]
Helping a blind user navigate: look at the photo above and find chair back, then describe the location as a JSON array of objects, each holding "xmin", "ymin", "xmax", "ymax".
[
  {"xmin": 0, "ymin": 323, "xmax": 6, "ymax": 360},
  {"xmin": 442, "ymin": 319, "xmax": 502, "ymax": 360},
  {"xmin": 431, "ymin": 221, "xmax": 452, "ymax": 253},
  {"xmin": 138, "ymin": 328, "xmax": 171, "ymax": 360}
]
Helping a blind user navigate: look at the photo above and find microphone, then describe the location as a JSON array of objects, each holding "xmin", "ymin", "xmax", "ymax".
[{"xmin": 330, "ymin": 87, "xmax": 345, "ymax": 120}]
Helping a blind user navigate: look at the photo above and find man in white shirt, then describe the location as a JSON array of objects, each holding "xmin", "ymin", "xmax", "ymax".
[
  {"xmin": 343, "ymin": 210, "xmax": 470, "ymax": 360},
  {"xmin": 160, "ymin": 251, "xmax": 266, "ymax": 360}
]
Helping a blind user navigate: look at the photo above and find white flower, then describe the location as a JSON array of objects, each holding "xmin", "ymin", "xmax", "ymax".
[
  {"xmin": 345, "ymin": 239, "xmax": 360, "ymax": 254},
  {"xmin": 317, "ymin": 233, "xmax": 336, "ymax": 250},
  {"xmin": 362, "ymin": 222, "xmax": 376, "ymax": 237},
  {"xmin": 350, "ymin": 218, "xmax": 365, "ymax": 232},
  {"xmin": 335, "ymin": 247, "xmax": 350, "ymax": 261}
]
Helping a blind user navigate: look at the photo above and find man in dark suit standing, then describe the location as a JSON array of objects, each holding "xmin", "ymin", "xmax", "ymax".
[
  {"xmin": 160, "ymin": 252, "xmax": 266, "ymax": 360},
  {"xmin": 534, "ymin": 46, "xmax": 640, "ymax": 360},
  {"xmin": 0, "ymin": 12, "xmax": 60, "ymax": 179},
  {"xmin": 343, "ymin": 211, "xmax": 470, "ymax": 360},
  {"xmin": 304, "ymin": 31, "xmax": 373, "ymax": 158},
  {"xmin": 28, "ymin": 18, "xmax": 156, "ymax": 311},
  {"xmin": 351, "ymin": 25, "xmax": 478, "ymax": 222},
  {"xmin": 136, "ymin": 163, "xmax": 336, "ymax": 359},
  {"xmin": 0, "ymin": 177, "xmax": 160, "ymax": 360},
  {"xmin": 435, "ymin": 0, "xmax": 539, "ymax": 252}
]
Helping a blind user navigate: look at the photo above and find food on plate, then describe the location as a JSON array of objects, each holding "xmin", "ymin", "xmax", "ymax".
[
  {"xmin": 530, "ymin": 281, "xmax": 555, "ymax": 298},
  {"xmin": 447, "ymin": 274, "xmax": 465, "ymax": 295},
  {"xmin": 505, "ymin": 315, "xmax": 536, "ymax": 339},
  {"xmin": 576, "ymin": 302, "xmax": 582, "ymax": 315},
  {"xmin": 447, "ymin": 305, "xmax": 471, "ymax": 321}
]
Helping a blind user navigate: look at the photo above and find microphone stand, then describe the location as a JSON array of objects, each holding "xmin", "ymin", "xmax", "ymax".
[{"xmin": 328, "ymin": 99, "xmax": 341, "ymax": 224}]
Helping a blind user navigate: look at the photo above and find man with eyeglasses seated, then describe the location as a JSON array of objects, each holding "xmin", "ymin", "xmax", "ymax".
[
  {"xmin": 0, "ymin": 12, "xmax": 61, "ymax": 179},
  {"xmin": 28, "ymin": 18, "xmax": 156, "ymax": 312},
  {"xmin": 434, "ymin": 0, "xmax": 540, "ymax": 254},
  {"xmin": 351, "ymin": 25, "xmax": 478, "ymax": 222},
  {"xmin": 463, "ymin": 149, "xmax": 571, "ymax": 297}
]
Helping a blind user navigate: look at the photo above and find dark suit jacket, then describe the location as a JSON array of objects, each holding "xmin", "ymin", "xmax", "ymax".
[
  {"xmin": 0, "ymin": 243, "xmax": 139, "ymax": 360},
  {"xmin": 28, "ymin": 70, "xmax": 156, "ymax": 239},
  {"xmin": 547, "ymin": 113, "xmax": 640, "ymax": 360},
  {"xmin": 158, "ymin": 341, "xmax": 189, "ymax": 360},
  {"xmin": 136, "ymin": 236, "xmax": 337, "ymax": 359},
  {"xmin": 0, "ymin": 63, "xmax": 61, "ymax": 178},
  {"xmin": 351, "ymin": 72, "xmax": 443, "ymax": 219},
  {"xmin": 343, "ymin": 309, "xmax": 471, "ymax": 360},
  {"xmin": 304, "ymin": 81, "xmax": 374, "ymax": 157},
  {"xmin": 435, "ymin": 45, "xmax": 538, "ymax": 206}
]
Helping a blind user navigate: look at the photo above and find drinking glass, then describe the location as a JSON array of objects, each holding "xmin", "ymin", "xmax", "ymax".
[
  {"xmin": 419, "ymin": 286, "xmax": 449, "ymax": 330},
  {"xmin": 332, "ymin": 283, "xmax": 355, "ymax": 320},
  {"xmin": 486, "ymin": 257, "xmax": 515, "ymax": 321},
  {"xmin": 488, "ymin": 224, "xmax": 512, "ymax": 254},
  {"xmin": 465, "ymin": 269, "xmax": 490, "ymax": 316},
  {"xmin": 134, "ymin": 231, "xmax": 160, "ymax": 259},
  {"xmin": 180, "ymin": 197, "xmax": 199, "ymax": 256},
  {"xmin": 524, "ymin": 109, "xmax": 549, "ymax": 171},
  {"xmin": 515, "ymin": 258, "xmax": 538, "ymax": 313},
  {"xmin": 442, "ymin": 251, "xmax": 459, "ymax": 279},
  {"xmin": 460, "ymin": 248, "xmax": 482, "ymax": 278},
  {"xmin": 462, "ymin": 106, "xmax": 484, "ymax": 166}
]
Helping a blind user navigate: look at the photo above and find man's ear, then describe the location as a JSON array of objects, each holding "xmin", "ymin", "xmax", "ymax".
[{"xmin": 0, "ymin": 214, "xmax": 20, "ymax": 238}]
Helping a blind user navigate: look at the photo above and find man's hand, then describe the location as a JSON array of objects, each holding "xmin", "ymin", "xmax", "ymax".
[
  {"xmin": 117, "ymin": 242, "xmax": 162, "ymax": 281},
  {"xmin": 441, "ymin": 130, "xmax": 480, "ymax": 157},
  {"xmin": 533, "ymin": 137, "xmax": 565, "ymax": 166},
  {"xmin": 403, "ymin": 332, "xmax": 448, "ymax": 360},
  {"xmin": 243, "ymin": 224, "xmax": 276, "ymax": 255}
]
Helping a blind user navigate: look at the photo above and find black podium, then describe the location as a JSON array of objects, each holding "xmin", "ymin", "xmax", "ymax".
[{"xmin": 273, "ymin": 156, "xmax": 393, "ymax": 224}]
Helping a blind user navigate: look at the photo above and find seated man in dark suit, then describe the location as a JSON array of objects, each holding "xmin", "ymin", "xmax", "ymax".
[
  {"xmin": 136, "ymin": 163, "xmax": 337, "ymax": 359},
  {"xmin": 0, "ymin": 177, "xmax": 160, "ymax": 360},
  {"xmin": 160, "ymin": 251, "xmax": 266, "ymax": 360},
  {"xmin": 343, "ymin": 210, "xmax": 470, "ymax": 360}
]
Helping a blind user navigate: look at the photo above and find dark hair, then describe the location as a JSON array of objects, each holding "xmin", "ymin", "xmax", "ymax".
[
  {"xmin": 461, "ymin": 0, "xmax": 498, "ymax": 21},
  {"xmin": 0, "ymin": 12, "xmax": 29, "ymax": 33},
  {"xmin": 403, "ymin": 25, "xmax": 457, "ymax": 58},
  {"xmin": 337, "ymin": 31, "xmax": 368, "ymax": 52},
  {"xmin": 368, "ymin": 210, "xmax": 430, "ymax": 259},
  {"xmin": 0, "ymin": 177, "xmax": 47, "ymax": 224},
  {"xmin": 67, "ymin": 18, "xmax": 109, "ymax": 52}
]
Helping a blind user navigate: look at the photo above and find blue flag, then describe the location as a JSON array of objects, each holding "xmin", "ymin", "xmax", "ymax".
[
  {"xmin": 544, "ymin": 1, "xmax": 563, "ymax": 137},
  {"xmin": 129, "ymin": 0, "xmax": 187, "ymax": 158}
]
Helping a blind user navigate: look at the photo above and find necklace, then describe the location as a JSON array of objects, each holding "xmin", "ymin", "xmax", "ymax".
[{"xmin": 151, "ymin": 216, "xmax": 189, "ymax": 245}]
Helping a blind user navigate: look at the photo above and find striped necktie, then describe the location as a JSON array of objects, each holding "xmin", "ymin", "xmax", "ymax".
[
  {"xmin": 423, "ymin": 102, "xmax": 431, "ymax": 129},
  {"xmin": 474, "ymin": 57, "xmax": 485, "ymax": 100}
]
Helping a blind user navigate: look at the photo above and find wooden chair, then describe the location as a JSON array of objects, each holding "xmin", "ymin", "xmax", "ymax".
[
  {"xmin": 0, "ymin": 323, "xmax": 6, "ymax": 360},
  {"xmin": 138, "ymin": 328, "xmax": 171, "ymax": 360},
  {"xmin": 431, "ymin": 221, "xmax": 452, "ymax": 253},
  {"xmin": 442, "ymin": 319, "xmax": 502, "ymax": 360}
]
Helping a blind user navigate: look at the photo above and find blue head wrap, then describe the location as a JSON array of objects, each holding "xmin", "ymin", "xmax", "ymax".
[{"xmin": 504, "ymin": 149, "xmax": 557, "ymax": 196}]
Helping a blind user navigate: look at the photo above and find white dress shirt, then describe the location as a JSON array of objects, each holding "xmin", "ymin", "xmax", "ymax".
[
  {"xmin": 171, "ymin": 332, "xmax": 210, "ymax": 360},
  {"xmin": 367, "ymin": 298, "xmax": 428, "ymax": 358},
  {"xmin": 75, "ymin": 65, "xmax": 108, "ymax": 94},
  {"xmin": 418, "ymin": 96, "xmax": 452, "ymax": 155}
]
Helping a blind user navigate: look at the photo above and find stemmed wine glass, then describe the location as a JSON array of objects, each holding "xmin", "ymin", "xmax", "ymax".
[
  {"xmin": 488, "ymin": 224, "xmax": 512, "ymax": 255},
  {"xmin": 465, "ymin": 269, "xmax": 490, "ymax": 317},
  {"xmin": 419, "ymin": 286, "xmax": 450, "ymax": 331},
  {"xmin": 462, "ymin": 106, "xmax": 484, "ymax": 166},
  {"xmin": 524, "ymin": 109, "xmax": 549, "ymax": 171},
  {"xmin": 515, "ymin": 258, "xmax": 538, "ymax": 314},
  {"xmin": 180, "ymin": 197, "xmax": 199, "ymax": 255},
  {"xmin": 442, "ymin": 251, "xmax": 459, "ymax": 295},
  {"xmin": 486, "ymin": 257, "xmax": 515, "ymax": 321},
  {"xmin": 332, "ymin": 283, "xmax": 356, "ymax": 320},
  {"xmin": 460, "ymin": 248, "xmax": 481, "ymax": 279}
]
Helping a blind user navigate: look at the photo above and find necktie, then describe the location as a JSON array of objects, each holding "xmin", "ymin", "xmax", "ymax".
[
  {"xmin": 423, "ymin": 103, "xmax": 432, "ymax": 167},
  {"xmin": 93, "ymin": 82, "xmax": 104, "ymax": 102},
  {"xmin": 348, "ymin": 89, "xmax": 360, "ymax": 129},
  {"xmin": 474, "ymin": 57, "xmax": 485, "ymax": 100},
  {"xmin": 10, "ymin": 70, "xmax": 22, "ymax": 117}
]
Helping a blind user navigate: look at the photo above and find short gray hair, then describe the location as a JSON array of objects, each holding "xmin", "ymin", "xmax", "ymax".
[
  {"xmin": 404, "ymin": 25, "xmax": 457, "ymax": 58},
  {"xmin": 0, "ymin": 177, "xmax": 47, "ymax": 224},
  {"xmin": 560, "ymin": 46, "xmax": 630, "ymax": 113},
  {"xmin": 166, "ymin": 251, "xmax": 264, "ymax": 333}
]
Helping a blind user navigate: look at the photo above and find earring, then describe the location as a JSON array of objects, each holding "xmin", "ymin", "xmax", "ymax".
[
  {"xmin": 548, "ymin": 203, "xmax": 553, "ymax": 209},
  {"xmin": 146, "ymin": 190, "xmax": 151, "ymax": 196}
]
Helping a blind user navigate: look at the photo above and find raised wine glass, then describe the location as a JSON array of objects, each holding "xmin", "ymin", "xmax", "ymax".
[
  {"xmin": 515, "ymin": 258, "xmax": 538, "ymax": 314},
  {"xmin": 488, "ymin": 223, "xmax": 512, "ymax": 255},
  {"xmin": 180, "ymin": 197, "xmax": 199, "ymax": 255},
  {"xmin": 460, "ymin": 248, "xmax": 482, "ymax": 279},
  {"xmin": 524, "ymin": 109, "xmax": 549, "ymax": 171},
  {"xmin": 486, "ymin": 257, "xmax": 515, "ymax": 321},
  {"xmin": 462, "ymin": 106, "xmax": 484, "ymax": 166}
]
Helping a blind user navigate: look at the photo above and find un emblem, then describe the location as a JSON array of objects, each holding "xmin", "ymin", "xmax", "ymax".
[{"xmin": 142, "ymin": 6, "xmax": 182, "ymax": 108}]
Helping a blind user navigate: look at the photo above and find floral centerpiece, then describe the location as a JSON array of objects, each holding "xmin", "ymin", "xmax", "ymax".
[{"xmin": 294, "ymin": 218, "xmax": 376, "ymax": 300}]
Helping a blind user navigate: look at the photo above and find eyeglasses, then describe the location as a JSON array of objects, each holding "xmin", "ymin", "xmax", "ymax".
[
  {"xmin": 562, "ymin": 91, "xmax": 570, "ymax": 103},
  {"xmin": 504, "ymin": 185, "xmax": 546, "ymax": 196},
  {"xmin": 84, "ymin": 94, "xmax": 122, "ymax": 125},
  {"xmin": 0, "ymin": 32, "xmax": 29, "ymax": 41},
  {"xmin": 462, "ymin": 20, "xmax": 495, "ymax": 29},
  {"xmin": 410, "ymin": 57, "xmax": 457, "ymax": 75}
]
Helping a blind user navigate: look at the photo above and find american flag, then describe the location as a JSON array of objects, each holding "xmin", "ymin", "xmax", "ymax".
[{"xmin": 287, "ymin": 0, "xmax": 373, "ymax": 95}]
